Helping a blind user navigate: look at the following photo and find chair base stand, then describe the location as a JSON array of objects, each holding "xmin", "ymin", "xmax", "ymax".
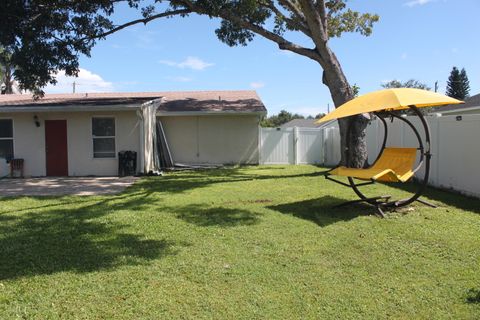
[
  {"xmin": 415, "ymin": 198, "xmax": 437, "ymax": 208},
  {"xmin": 334, "ymin": 196, "xmax": 437, "ymax": 218}
]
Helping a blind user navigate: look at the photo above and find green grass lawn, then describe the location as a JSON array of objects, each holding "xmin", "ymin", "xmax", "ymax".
[{"xmin": 0, "ymin": 165, "xmax": 479, "ymax": 319}]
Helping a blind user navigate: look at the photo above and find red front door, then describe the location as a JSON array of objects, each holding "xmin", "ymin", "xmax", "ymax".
[{"xmin": 45, "ymin": 120, "xmax": 69, "ymax": 176}]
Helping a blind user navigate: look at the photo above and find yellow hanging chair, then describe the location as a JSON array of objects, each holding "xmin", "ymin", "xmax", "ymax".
[
  {"xmin": 317, "ymin": 88, "xmax": 463, "ymax": 217},
  {"xmin": 329, "ymin": 147, "xmax": 417, "ymax": 183}
]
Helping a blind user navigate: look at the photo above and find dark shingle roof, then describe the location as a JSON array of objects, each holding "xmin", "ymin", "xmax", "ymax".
[
  {"xmin": 157, "ymin": 91, "xmax": 265, "ymax": 113},
  {"xmin": 0, "ymin": 90, "xmax": 267, "ymax": 113},
  {"xmin": 280, "ymin": 119, "xmax": 321, "ymax": 128}
]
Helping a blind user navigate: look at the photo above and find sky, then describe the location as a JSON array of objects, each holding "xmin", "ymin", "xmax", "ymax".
[{"xmin": 45, "ymin": 0, "xmax": 480, "ymax": 117}]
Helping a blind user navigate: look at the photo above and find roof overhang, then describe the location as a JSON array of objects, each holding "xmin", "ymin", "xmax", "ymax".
[
  {"xmin": 156, "ymin": 110, "xmax": 267, "ymax": 117},
  {"xmin": 0, "ymin": 93, "xmax": 267, "ymax": 116},
  {"xmin": 0, "ymin": 104, "xmax": 142, "ymax": 113}
]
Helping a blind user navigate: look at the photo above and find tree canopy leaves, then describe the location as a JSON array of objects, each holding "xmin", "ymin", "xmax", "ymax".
[{"xmin": 1, "ymin": 0, "xmax": 122, "ymax": 95}]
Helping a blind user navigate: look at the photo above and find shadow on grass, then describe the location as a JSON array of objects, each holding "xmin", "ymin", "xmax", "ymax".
[
  {"xmin": 466, "ymin": 288, "xmax": 480, "ymax": 304},
  {"xmin": 268, "ymin": 196, "xmax": 372, "ymax": 227},
  {"xmin": 0, "ymin": 191, "xmax": 183, "ymax": 280},
  {"xmin": 131, "ymin": 167, "xmax": 325, "ymax": 196},
  {"xmin": 385, "ymin": 181, "xmax": 480, "ymax": 214},
  {"xmin": 175, "ymin": 205, "xmax": 260, "ymax": 227}
]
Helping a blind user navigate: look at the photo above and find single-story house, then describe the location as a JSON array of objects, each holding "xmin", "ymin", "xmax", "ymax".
[
  {"xmin": 280, "ymin": 119, "xmax": 322, "ymax": 128},
  {"xmin": 0, "ymin": 90, "xmax": 266, "ymax": 177},
  {"xmin": 280, "ymin": 118, "xmax": 336, "ymax": 130},
  {"xmin": 431, "ymin": 93, "xmax": 480, "ymax": 115}
]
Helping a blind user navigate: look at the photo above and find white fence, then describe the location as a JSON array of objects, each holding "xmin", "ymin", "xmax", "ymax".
[{"xmin": 259, "ymin": 114, "xmax": 480, "ymax": 198}]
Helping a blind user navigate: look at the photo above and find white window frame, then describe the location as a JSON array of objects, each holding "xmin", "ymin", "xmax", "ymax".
[
  {"xmin": 0, "ymin": 118, "xmax": 14, "ymax": 160},
  {"xmin": 92, "ymin": 116, "xmax": 116, "ymax": 159}
]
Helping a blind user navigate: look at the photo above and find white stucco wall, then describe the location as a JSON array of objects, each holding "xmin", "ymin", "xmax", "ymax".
[
  {"xmin": 0, "ymin": 111, "xmax": 140, "ymax": 177},
  {"xmin": 160, "ymin": 115, "xmax": 260, "ymax": 165}
]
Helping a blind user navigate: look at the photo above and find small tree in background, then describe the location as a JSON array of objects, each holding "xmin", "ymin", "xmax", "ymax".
[
  {"xmin": 352, "ymin": 84, "xmax": 360, "ymax": 97},
  {"xmin": 459, "ymin": 68, "xmax": 470, "ymax": 99},
  {"xmin": 381, "ymin": 79, "xmax": 431, "ymax": 90},
  {"xmin": 0, "ymin": 48, "xmax": 15, "ymax": 94},
  {"xmin": 380, "ymin": 79, "xmax": 432, "ymax": 114},
  {"xmin": 446, "ymin": 67, "xmax": 470, "ymax": 100}
]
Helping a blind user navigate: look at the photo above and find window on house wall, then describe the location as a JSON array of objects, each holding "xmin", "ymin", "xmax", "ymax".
[
  {"xmin": 0, "ymin": 119, "xmax": 14, "ymax": 160},
  {"xmin": 92, "ymin": 117, "xmax": 115, "ymax": 158}
]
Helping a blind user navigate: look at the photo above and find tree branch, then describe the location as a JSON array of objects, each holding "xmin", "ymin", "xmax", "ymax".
[
  {"xmin": 316, "ymin": 0, "xmax": 328, "ymax": 34},
  {"xmin": 220, "ymin": 11, "xmax": 320, "ymax": 61},
  {"xmin": 277, "ymin": 0, "xmax": 305, "ymax": 22},
  {"xmin": 259, "ymin": 0, "xmax": 311, "ymax": 37},
  {"xmin": 297, "ymin": 0, "xmax": 327, "ymax": 45},
  {"xmin": 85, "ymin": 8, "xmax": 191, "ymax": 40},
  {"xmin": 177, "ymin": 0, "xmax": 321, "ymax": 62},
  {"xmin": 79, "ymin": 1, "xmax": 320, "ymax": 63}
]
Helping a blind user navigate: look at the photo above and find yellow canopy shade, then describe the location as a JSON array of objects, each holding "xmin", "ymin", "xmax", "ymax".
[{"xmin": 317, "ymin": 88, "xmax": 464, "ymax": 123}]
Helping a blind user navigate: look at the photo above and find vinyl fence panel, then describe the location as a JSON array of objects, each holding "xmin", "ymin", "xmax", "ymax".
[
  {"xmin": 323, "ymin": 127, "xmax": 341, "ymax": 166},
  {"xmin": 435, "ymin": 115, "xmax": 480, "ymax": 197},
  {"xmin": 297, "ymin": 128, "xmax": 324, "ymax": 164}
]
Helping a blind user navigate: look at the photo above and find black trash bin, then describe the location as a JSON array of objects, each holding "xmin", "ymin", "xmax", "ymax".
[{"xmin": 118, "ymin": 151, "xmax": 137, "ymax": 177}]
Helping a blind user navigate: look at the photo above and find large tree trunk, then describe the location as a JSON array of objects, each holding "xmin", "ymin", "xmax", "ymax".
[
  {"xmin": 1, "ymin": 64, "xmax": 14, "ymax": 94},
  {"xmin": 321, "ymin": 51, "xmax": 369, "ymax": 168},
  {"xmin": 4, "ymin": 67, "xmax": 13, "ymax": 94}
]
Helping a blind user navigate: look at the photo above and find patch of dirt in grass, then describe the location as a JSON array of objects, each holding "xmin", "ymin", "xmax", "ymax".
[{"xmin": 223, "ymin": 199, "xmax": 273, "ymax": 205}]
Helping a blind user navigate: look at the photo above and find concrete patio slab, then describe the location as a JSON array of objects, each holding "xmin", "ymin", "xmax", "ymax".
[{"xmin": 0, "ymin": 177, "xmax": 139, "ymax": 197}]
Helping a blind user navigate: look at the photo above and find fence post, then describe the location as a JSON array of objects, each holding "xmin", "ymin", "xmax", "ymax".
[
  {"xmin": 434, "ymin": 115, "xmax": 440, "ymax": 186},
  {"xmin": 322, "ymin": 128, "xmax": 327, "ymax": 165},
  {"xmin": 258, "ymin": 122, "xmax": 262, "ymax": 164},
  {"xmin": 293, "ymin": 126, "xmax": 299, "ymax": 165}
]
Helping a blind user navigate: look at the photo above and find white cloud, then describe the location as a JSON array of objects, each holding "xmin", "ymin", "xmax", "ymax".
[
  {"xmin": 45, "ymin": 68, "xmax": 114, "ymax": 93},
  {"xmin": 401, "ymin": 52, "xmax": 408, "ymax": 60},
  {"xmin": 250, "ymin": 82, "xmax": 265, "ymax": 89},
  {"xmin": 158, "ymin": 60, "xmax": 178, "ymax": 67},
  {"xmin": 404, "ymin": 0, "xmax": 435, "ymax": 7},
  {"xmin": 179, "ymin": 57, "xmax": 214, "ymax": 70},
  {"xmin": 159, "ymin": 56, "xmax": 214, "ymax": 71}
]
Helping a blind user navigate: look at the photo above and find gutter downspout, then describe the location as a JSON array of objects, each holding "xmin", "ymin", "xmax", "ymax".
[{"xmin": 136, "ymin": 108, "xmax": 145, "ymax": 174}]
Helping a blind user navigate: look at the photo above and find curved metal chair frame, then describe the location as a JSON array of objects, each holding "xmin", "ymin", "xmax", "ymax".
[{"xmin": 326, "ymin": 105, "xmax": 436, "ymax": 217}]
